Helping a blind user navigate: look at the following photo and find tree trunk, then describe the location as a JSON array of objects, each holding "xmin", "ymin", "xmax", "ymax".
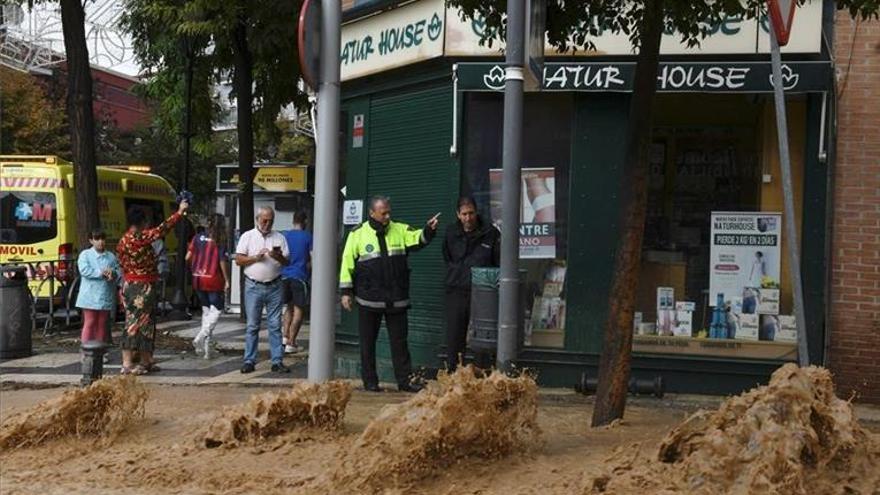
[
  {"xmin": 591, "ymin": 0, "xmax": 665, "ymax": 427},
  {"xmin": 60, "ymin": 0, "xmax": 100, "ymax": 249},
  {"xmin": 233, "ymin": 18, "xmax": 254, "ymax": 321}
]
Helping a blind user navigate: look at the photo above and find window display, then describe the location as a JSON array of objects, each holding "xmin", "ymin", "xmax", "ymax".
[
  {"xmin": 462, "ymin": 92, "xmax": 572, "ymax": 348},
  {"xmin": 632, "ymin": 96, "xmax": 803, "ymax": 360}
]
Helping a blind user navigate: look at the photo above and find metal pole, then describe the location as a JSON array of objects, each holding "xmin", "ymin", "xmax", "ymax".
[
  {"xmin": 497, "ymin": 0, "xmax": 525, "ymax": 371},
  {"xmin": 770, "ymin": 27, "xmax": 809, "ymax": 367},
  {"xmin": 169, "ymin": 42, "xmax": 195, "ymax": 320},
  {"xmin": 308, "ymin": 0, "xmax": 341, "ymax": 382}
]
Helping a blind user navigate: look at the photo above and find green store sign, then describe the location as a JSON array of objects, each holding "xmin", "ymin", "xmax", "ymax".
[
  {"xmin": 340, "ymin": 0, "xmax": 445, "ymax": 81},
  {"xmin": 456, "ymin": 61, "xmax": 832, "ymax": 93}
]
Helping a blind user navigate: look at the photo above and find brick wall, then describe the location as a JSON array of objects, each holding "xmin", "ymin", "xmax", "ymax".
[{"xmin": 829, "ymin": 13, "xmax": 880, "ymax": 403}]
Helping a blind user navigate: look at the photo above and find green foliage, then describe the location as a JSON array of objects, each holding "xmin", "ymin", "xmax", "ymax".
[
  {"xmin": 447, "ymin": 0, "xmax": 880, "ymax": 52},
  {"xmin": 0, "ymin": 65, "xmax": 71, "ymax": 155},
  {"xmin": 120, "ymin": 0, "xmax": 307, "ymax": 152},
  {"xmin": 256, "ymin": 120, "xmax": 315, "ymax": 163},
  {"xmin": 119, "ymin": 0, "xmax": 217, "ymax": 150},
  {"xmin": 276, "ymin": 131, "xmax": 315, "ymax": 164}
]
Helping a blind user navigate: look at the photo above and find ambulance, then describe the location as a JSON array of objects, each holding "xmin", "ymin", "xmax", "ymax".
[{"xmin": 0, "ymin": 155, "xmax": 179, "ymax": 300}]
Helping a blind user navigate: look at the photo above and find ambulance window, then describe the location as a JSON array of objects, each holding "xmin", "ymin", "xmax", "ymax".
[{"xmin": 0, "ymin": 191, "xmax": 58, "ymax": 244}]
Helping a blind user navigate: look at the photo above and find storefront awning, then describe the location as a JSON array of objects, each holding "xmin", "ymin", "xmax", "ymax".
[{"xmin": 455, "ymin": 61, "xmax": 832, "ymax": 93}]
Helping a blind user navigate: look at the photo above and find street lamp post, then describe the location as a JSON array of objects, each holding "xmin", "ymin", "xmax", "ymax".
[{"xmin": 168, "ymin": 35, "xmax": 197, "ymax": 321}]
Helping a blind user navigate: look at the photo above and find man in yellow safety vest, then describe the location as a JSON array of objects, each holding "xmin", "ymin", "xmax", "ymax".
[{"xmin": 339, "ymin": 196, "xmax": 440, "ymax": 392}]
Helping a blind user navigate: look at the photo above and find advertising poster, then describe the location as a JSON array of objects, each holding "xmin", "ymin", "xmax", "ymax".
[
  {"xmin": 489, "ymin": 167, "xmax": 556, "ymax": 259},
  {"xmin": 709, "ymin": 212, "xmax": 782, "ymax": 307}
]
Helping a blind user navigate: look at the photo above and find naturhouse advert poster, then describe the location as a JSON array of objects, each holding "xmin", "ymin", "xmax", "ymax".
[
  {"xmin": 489, "ymin": 167, "xmax": 556, "ymax": 259},
  {"xmin": 709, "ymin": 211, "xmax": 782, "ymax": 306}
]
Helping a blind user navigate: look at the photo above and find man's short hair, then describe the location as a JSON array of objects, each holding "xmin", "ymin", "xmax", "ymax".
[
  {"xmin": 369, "ymin": 196, "xmax": 391, "ymax": 211},
  {"xmin": 294, "ymin": 210, "xmax": 308, "ymax": 225},
  {"xmin": 255, "ymin": 206, "xmax": 275, "ymax": 219}
]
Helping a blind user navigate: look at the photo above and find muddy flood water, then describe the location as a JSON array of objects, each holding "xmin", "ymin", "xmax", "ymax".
[{"xmin": 1, "ymin": 365, "xmax": 878, "ymax": 495}]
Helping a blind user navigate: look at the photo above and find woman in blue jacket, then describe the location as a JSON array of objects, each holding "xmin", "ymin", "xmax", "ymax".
[{"xmin": 76, "ymin": 230, "xmax": 121, "ymax": 344}]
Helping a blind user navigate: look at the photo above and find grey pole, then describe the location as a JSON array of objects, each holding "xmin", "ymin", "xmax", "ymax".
[
  {"xmin": 497, "ymin": 0, "xmax": 525, "ymax": 371},
  {"xmin": 770, "ymin": 27, "xmax": 809, "ymax": 367},
  {"xmin": 308, "ymin": 0, "xmax": 341, "ymax": 382}
]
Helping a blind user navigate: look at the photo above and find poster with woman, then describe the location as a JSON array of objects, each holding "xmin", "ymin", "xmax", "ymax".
[
  {"xmin": 489, "ymin": 167, "xmax": 556, "ymax": 259},
  {"xmin": 709, "ymin": 211, "xmax": 782, "ymax": 307}
]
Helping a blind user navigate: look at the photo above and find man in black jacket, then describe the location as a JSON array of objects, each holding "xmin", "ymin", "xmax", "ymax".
[{"xmin": 442, "ymin": 196, "xmax": 501, "ymax": 371}]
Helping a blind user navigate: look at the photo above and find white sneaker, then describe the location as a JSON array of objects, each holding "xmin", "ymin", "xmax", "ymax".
[
  {"xmin": 284, "ymin": 344, "xmax": 298, "ymax": 354},
  {"xmin": 282, "ymin": 337, "xmax": 289, "ymax": 346}
]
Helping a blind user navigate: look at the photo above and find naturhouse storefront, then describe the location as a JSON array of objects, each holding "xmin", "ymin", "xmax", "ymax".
[{"xmin": 335, "ymin": 0, "xmax": 834, "ymax": 393}]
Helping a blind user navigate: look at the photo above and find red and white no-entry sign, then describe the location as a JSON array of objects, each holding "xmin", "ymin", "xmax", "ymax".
[{"xmin": 768, "ymin": 0, "xmax": 796, "ymax": 46}]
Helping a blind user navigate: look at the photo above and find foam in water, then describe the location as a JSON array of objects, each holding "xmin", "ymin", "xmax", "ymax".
[
  {"xmin": 589, "ymin": 364, "xmax": 880, "ymax": 495},
  {"xmin": 202, "ymin": 380, "xmax": 352, "ymax": 448},
  {"xmin": 0, "ymin": 375, "xmax": 148, "ymax": 450},
  {"xmin": 332, "ymin": 365, "xmax": 540, "ymax": 491}
]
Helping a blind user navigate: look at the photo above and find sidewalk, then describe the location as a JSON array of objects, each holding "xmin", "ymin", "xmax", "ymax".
[{"xmin": 0, "ymin": 313, "xmax": 311, "ymax": 387}]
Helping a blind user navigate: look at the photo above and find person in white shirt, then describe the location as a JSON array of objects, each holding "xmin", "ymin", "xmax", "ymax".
[{"xmin": 235, "ymin": 206, "xmax": 290, "ymax": 374}]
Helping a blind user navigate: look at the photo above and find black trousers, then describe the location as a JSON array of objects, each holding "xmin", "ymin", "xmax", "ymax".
[
  {"xmin": 358, "ymin": 306, "xmax": 413, "ymax": 387},
  {"xmin": 445, "ymin": 290, "xmax": 470, "ymax": 371}
]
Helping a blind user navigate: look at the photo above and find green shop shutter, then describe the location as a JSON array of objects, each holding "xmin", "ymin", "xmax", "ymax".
[{"xmin": 367, "ymin": 84, "xmax": 457, "ymax": 371}]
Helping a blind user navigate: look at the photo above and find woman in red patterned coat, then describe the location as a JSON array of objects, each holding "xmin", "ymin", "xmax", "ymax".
[{"xmin": 116, "ymin": 200, "xmax": 189, "ymax": 374}]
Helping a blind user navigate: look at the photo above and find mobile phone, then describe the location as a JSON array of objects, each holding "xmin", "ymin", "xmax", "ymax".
[{"xmin": 272, "ymin": 245, "xmax": 281, "ymax": 252}]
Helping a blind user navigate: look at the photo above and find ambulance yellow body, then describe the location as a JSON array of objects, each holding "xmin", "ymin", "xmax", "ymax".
[{"xmin": 0, "ymin": 155, "xmax": 178, "ymax": 299}]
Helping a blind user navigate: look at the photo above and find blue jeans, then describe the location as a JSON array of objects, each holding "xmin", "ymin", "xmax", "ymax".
[{"xmin": 243, "ymin": 278, "xmax": 284, "ymax": 365}]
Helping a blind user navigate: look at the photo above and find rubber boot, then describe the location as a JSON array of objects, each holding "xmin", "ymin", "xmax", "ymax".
[{"xmin": 193, "ymin": 306, "xmax": 209, "ymax": 353}]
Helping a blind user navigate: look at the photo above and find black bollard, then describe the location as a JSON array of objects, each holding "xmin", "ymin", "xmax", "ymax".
[
  {"xmin": 574, "ymin": 372, "xmax": 665, "ymax": 398},
  {"xmin": 81, "ymin": 340, "xmax": 109, "ymax": 387}
]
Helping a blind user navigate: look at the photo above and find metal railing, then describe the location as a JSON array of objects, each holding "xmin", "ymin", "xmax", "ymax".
[
  {"xmin": 1, "ymin": 252, "xmax": 182, "ymax": 335},
  {"xmin": 0, "ymin": 259, "xmax": 74, "ymax": 336}
]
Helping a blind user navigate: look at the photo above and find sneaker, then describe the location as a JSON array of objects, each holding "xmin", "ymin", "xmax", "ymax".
[
  {"xmin": 282, "ymin": 337, "xmax": 289, "ymax": 346},
  {"xmin": 284, "ymin": 344, "xmax": 299, "ymax": 354},
  {"xmin": 240, "ymin": 362, "xmax": 256, "ymax": 374},
  {"xmin": 364, "ymin": 383, "xmax": 383, "ymax": 393},
  {"xmin": 192, "ymin": 335, "xmax": 206, "ymax": 353},
  {"xmin": 271, "ymin": 363, "xmax": 291, "ymax": 373}
]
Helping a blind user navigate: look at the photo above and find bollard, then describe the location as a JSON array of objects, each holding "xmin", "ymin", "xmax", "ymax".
[
  {"xmin": 574, "ymin": 372, "xmax": 665, "ymax": 398},
  {"xmin": 81, "ymin": 340, "xmax": 109, "ymax": 387},
  {"xmin": 628, "ymin": 376, "xmax": 664, "ymax": 398}
]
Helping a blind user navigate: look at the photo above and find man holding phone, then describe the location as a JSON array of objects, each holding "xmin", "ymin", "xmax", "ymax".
[
  {"xmin": 339, "ymin": 196, "xmax": 440, "ymax": 392},
  {"xmin": 235, "ymin": 206, "xmax": 290, "ymax": 374}
]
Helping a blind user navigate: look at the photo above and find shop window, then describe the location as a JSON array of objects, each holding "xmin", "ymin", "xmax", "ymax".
[
  {"xmin": 633, "ymin": 94, "xmax": 803, "ymax": 361},
  {"xmin": 462, "ymin": 92, "xmax": 572, "ymax": 348}
]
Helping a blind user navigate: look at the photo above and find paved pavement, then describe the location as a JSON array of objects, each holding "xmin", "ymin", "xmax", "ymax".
[{"xmin": 0, "ymin": 313, "xmax": 314, "ymax": 387}]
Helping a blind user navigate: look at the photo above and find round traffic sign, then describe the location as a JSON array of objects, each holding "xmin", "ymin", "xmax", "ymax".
[{"xmin": 298, "ymin": 0, "xmax": 321, "ymax": 91}]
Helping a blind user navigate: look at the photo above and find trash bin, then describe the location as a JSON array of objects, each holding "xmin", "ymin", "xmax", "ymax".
[
  {"xmin": 0, "ymin": 266, "xmax": 33, "ymax": 359},
  {"xmin": 469, "ymin": 267, "xmax": 526, "ymax": 353}
]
